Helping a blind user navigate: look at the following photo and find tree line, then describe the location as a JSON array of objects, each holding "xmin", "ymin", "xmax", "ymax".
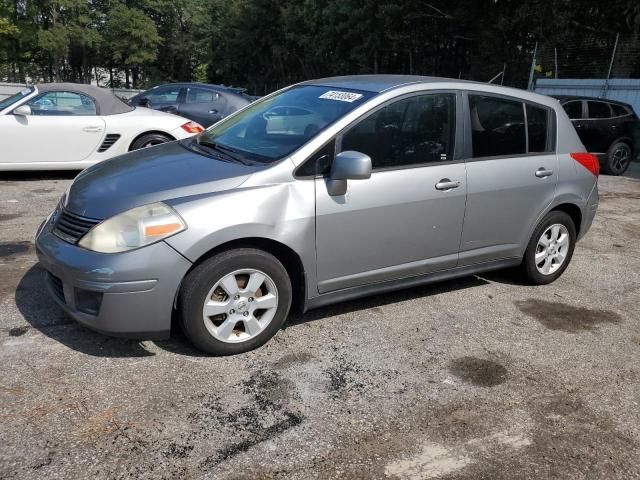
[{"xmin": 1, "ymin": 0, "xmax": 639, "ymax": 94}]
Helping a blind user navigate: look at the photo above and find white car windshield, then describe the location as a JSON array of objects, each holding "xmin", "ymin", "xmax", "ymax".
[
  {"xmin": 196, "ymin": 85, "xmax": 375, "ymax": 163},
  {"xmin": 0, "ymin": 87, "xmax": 35, "ymax": 111}
]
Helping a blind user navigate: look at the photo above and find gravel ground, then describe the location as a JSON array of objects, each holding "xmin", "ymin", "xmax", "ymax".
[{"xmin": 1, "ymin": 165, "xmax": 639, "ymax": 480}]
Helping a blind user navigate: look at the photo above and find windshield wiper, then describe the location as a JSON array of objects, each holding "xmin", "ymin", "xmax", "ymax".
[{"xmin": 196, "ymin": 138, "xmax": 252, "ymax": 165}]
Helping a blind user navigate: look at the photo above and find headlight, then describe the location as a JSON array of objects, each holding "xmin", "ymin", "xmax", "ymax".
[{"xmin": 78, "ymin": 202, "xmax": 186, "ymax": 253}]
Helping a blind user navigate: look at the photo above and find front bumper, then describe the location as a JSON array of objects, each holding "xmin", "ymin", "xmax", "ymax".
[{"xmin": 35, "ymin": 223, "xmax": 192, "ymax": 340}]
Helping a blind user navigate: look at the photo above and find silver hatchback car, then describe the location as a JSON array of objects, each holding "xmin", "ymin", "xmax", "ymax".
[{"xmin": 36, "ymin": 75, "xmax": 599, "ymax": 355}]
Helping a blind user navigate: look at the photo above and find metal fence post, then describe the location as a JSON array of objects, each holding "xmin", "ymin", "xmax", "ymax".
[
  {"xmin": 602, "ymin": 33, "xmax": 620, "ymax": 98},
  {"xmin": 527, "ymin": 42, "xmax": 538, "ymax": 91}
]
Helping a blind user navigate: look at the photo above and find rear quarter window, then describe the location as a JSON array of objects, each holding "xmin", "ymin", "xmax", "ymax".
[{"xmin": 611, "ymin": 104, "xmax": 630, "ymax": 117}]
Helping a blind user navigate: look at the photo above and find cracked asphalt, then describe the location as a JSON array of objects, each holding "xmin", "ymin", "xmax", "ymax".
[{"xmin": 1, "ymin": 164, "xmax": 640, "ymax": 479}]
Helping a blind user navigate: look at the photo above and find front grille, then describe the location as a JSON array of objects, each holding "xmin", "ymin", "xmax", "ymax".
[
  {"xmin": 53, "ymin": 209, "xmax": 101, "ymax": 244},
  {"xmin": 47, "ymin": 273, "xmax": 65, "ymax": 303},
  {"xmin": 98, "ymin": 134, "xmax": 121, "ymax": 152}
]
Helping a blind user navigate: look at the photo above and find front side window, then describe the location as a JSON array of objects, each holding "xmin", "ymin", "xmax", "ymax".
[
  {"xmin": 145, "ymin": 87, "xmax": 181, "ymax": 104},
  {"xmin": 340, "ymin": 93, "xmax": 456, "ymax": 169},
  {"xmin": 587, "ymin": 101, "xmax": 612, "ymax": 119},
  {"xmin": 469, "ymin": 95, "xmax": 525, "ymax": 157},
  {"xmin": 562, "ymin": 101, "xmax": 582, "ymax": 119},
  {"xmin": 198, "ymin": 85, "xmax": 375, "ymax": 164},
  {"xmin": 27, "ymin": 91, "xmax": 97, "ymax": 116}
]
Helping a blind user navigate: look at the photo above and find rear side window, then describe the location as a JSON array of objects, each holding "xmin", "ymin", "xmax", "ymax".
[
  {"xmin": 587, "ymin": 101, "xmax": 612, "ymax": 119},
  {"xmin": 526, "ymin": 104, "xmax": 551, "ymax": 153},
  {"xmin": 186, "ymin": 88, "xmax": 224, "ymax": 104},
  {"xmin": 469, "ymin": 95, "xmax": 525, "ymax": 157},
  {"xmin": 341, "ymin": 93, "xmax": 456, "ymax": 169},
  {"xmin": 562, "ymin": 101, "xmax": 582, "ymax": 119}
]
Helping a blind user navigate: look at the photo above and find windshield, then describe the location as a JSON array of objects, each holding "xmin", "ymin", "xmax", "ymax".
[
  {"xmin": 0, "ymin": 87, "xmax": 35, "ymax": 111},
  {"xmin": 197, "ymin": 85, "xmax": 375, "ymax": 163}
]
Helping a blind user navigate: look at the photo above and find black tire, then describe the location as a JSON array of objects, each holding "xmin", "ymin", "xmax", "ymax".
[
  {"xmin": 602, "ymin": 141, "xmax": 632, "ymax": 176},
  {"xmin": 179, "ymin": 248, "xmax": 292, "ymax": 355},
  {"xmin": 520, "ymin": 211, "xmax": 576, "ymax": 285},
  {"xmin": 130, "ymin": 132, "xmax": 172, "ymax": 151}
]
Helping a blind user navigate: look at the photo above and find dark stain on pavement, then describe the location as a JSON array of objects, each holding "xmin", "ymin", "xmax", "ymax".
[
  {"xmin": 448, "ymin": 356, "xmax": 508, "ymax": 387},
  {"xmin": 8, "ymin": 326, "xmax": 29, "ymax": 337},
  {"xmin": 515, "ymin": 299, "xmax": 622, "ymax": 333},
  {"xmin": 0, "ymin": 214, "xmax": 21, "ymax": 222},
  {"xmin": 0, "ymin": 241, "xmax": 31, "ymax": 257},
  {"xmin": 272, "ymin": 352, "xmax": 314, "ymax": 370},
  {"xmin": 198, "ymin": 370, "xmax": 303, "ymax": 467}
]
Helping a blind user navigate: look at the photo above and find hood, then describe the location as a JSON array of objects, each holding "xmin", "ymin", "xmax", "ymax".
[{"xmin": 67, "ymin": 141, "xmax": 255, "ymax": 219}]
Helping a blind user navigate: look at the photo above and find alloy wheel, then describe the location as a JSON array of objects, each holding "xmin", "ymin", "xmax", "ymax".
[
  {"xmin": 201, "ymin": 269, "xmax": 278, "ymax": 343},
  {"xmin": 611, "ymin": 146, "xmax": 630, "ymax": 174},
  {"xmin": 535, "ymin": 224, "xmax": 570, "ymax": 275}
]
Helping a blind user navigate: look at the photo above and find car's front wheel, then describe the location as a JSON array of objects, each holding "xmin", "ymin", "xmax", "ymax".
[
  {"xmin": 602, "ymin": 141, "xmax": 632, "ymax": 176},
  {"xmin": 179, "ymin": 248, "xmax": 292, "ymax": 355},
  {"xmin": 520, "ymin": 211, "xmax": 576, "ymax": 285}
]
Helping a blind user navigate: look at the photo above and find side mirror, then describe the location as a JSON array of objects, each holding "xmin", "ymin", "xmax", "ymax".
[
  {"xmin": 138, "ymin": 98, "xmax": 150, "ymax": 107},
  {"xmin": 327, "ymin": 150, "xmax": 372, "ymax": 196},
  {"xmin": 13, "ymin": 105, "xmax": 31, "ymax": 116}
]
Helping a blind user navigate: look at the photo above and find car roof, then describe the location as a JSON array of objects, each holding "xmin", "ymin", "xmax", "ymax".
[
  {"xmin": 552, "ymin": 94, "xmax": 633, "ymax": 108},
  {"xmin": 147, "ymin": 82, "xmax": 248, "ymax": 94},
  {"xmin": 35, "ymin": 83, "xmax": 134, "ymax": 115},
  {"xmin": 301, "ymin": 74, "xmax": 482, "ymax": 93},
  {"xmin": 298, "ymin": 75, "xmax": 558, "ymax": 109}
]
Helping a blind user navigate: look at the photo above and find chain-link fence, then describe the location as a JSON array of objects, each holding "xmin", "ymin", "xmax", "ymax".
[{"xmin": 531, "ymin": 34, "xmax": 640, "ymax": 85}]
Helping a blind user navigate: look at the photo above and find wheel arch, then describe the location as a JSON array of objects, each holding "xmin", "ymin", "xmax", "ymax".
[
  {"xmin": 176, "ymin": 237, "xmax": 307, "ymax": 320},
  {"xmin": 129, "ymin": 130, "xmax": 176, "ymax": 151},
  {"xmin": 549, "ymin": 202, "xmax": 583, "ymax": 237}
]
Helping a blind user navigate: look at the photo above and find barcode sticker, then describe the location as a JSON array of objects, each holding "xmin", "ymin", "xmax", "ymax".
[{"xmin": 319, "ymin": 91, "xmax": 363, "ymax": 103}]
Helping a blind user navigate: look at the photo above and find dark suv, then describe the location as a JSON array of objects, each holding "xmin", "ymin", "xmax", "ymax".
[
  {"xmin": 129, "ymin": 83, "xmax": 253, "ymax": 127},
  {"xmin": 556, "ymin": 96, "xmax": 639, "ymax": 175}
]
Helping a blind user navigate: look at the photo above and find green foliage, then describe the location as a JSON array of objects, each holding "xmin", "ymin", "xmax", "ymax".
[{"xmin": 1, "ymin": 0, "xmax": 639, "ymax": 90}]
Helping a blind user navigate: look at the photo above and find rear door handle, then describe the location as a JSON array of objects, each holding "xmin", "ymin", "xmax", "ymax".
[
  {"xmin": 435, "ymin": 179, "xmax": 461, "ymax": 191},
  {"xmin": 82, "ymin": 126, "xmax": 102, "ymax": 133},
  {"xmin": 535, "ymin": 167, "xmax": 554, "ymax": 178}
]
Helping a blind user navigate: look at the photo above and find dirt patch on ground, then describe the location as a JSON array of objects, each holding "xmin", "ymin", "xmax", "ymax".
[
  {"xmin": 515, "ymin": 299, "xmax": 623, "ymax": 333},
  {"xmin": 448, "ymin": 357, "xmax": 508, "ymax": 387}
]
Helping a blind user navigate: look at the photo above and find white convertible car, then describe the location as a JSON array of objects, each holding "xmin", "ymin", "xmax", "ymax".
[{"xmin": 0, "ymin": 83, "xmax": 204, "ymax": 170}]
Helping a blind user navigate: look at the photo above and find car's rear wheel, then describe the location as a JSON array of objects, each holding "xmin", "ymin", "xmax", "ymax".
[
  {"xmin": 179, "ymin": 248, "xmax": 292, "ymax": 355},
  {"xmin": 130, "ymin": 133, "xmax": 173, "ymax": 151},
  {"xmin": 602, "ymin": 141, "xmax": 632, "ymax": 176},
  {"xmin": 520, "ymin": 211, "xmax": 576, "ymax": 285}
]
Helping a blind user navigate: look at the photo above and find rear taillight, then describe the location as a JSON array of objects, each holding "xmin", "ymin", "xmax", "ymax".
[
  {"xmin": 570, "ymin": 152, "xmax": 599, "ymax": 177},
  {"xmin": 181, "ymin": 121, "xmax": 204, "ymax": 134}
]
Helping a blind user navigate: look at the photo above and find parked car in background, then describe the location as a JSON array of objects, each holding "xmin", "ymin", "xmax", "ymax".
[
  {"xmin": 0, "ymin": 83, "xmax": 203, "ymax": 171},
  {"xmin": 128, "ymin": 83, "xmax": 253, "ymax": 127},
  {"xmin": 555, "ymin": 95, "xmax": 639, "ymax": 175},
  {"xmin": 36, "ymin": 75, "xmax": 599, "ymax": 355}
]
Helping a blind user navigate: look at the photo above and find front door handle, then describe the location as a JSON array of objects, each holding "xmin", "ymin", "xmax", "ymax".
[
  {"xmin": 435, "ymin": 179, "xmax": 461, "ymax": 191},
  {"xmin": 82, "ymin": 126, "xmax": 103, "ymax": 133},
  {"xmin": 535, "ymin": 167, "xmax": 554, "ymax": 178}
]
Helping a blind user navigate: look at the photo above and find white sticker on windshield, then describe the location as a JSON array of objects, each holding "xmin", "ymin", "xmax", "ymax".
[
  {"xmin": 319, "ymin": 91, "xmax": 363, "ymax": 103},
  {"xmin": 20, "ymin": 89, "xmax": 31, "ymax": 95}
]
